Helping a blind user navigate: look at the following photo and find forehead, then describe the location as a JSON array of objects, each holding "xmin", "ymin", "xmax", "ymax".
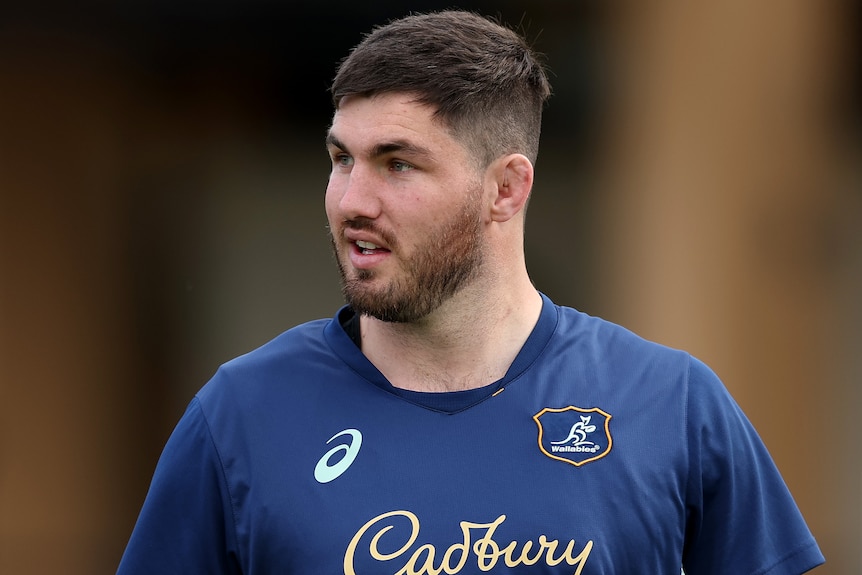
[{"xmin": 328, "ymin": 93, "xmax": 467, "ymax": 159}]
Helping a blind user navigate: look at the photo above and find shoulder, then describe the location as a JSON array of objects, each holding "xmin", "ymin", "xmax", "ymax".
[
  {"xmin": 549, "ymin": 301, "xmax": 693, "ymax": 380},
  {"xmin": 217, "ymin": 318, "xmax": 332, "ymax": 377},
  {"xmin": 195, "ymin": 317, "xmax": 341, "ymax": 414}
]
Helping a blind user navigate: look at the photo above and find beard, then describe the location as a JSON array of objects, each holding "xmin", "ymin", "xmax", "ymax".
[{"xmin": 331, "ymin": 187, "xmax": 485, "ymax": 323}]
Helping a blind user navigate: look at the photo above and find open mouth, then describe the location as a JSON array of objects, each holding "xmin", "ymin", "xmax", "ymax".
[{"xmin": 355, "ymin": 240, "xmax": 388, "ymax": 255}]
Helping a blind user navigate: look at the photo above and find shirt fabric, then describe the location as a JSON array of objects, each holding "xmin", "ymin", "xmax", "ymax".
[{"xmin": 117, "ymin": 293, "xmax": 825, "ymax": 574}]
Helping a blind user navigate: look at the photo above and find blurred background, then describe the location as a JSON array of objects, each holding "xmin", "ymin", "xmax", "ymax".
[{"xmin": 0, "ymin": 0, "xmax": 859, "ymax": 573}]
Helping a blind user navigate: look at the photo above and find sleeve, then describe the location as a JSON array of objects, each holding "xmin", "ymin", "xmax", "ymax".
[
  {"xmin": 682, "ymin": 357, "xmax": 824, "ymax": 575},
  {"xmin": 117, "ymin": 398, "xmax": 242, "ymax": 575}
]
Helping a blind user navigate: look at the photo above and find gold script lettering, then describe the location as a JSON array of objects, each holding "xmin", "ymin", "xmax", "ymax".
[
  {"xmin": 344, "ymin": 510, "xmax": 420, "ymax": 574},
  {"xmin": 344, "ymin": 510, "xmax": 593, "ymax": 575}
]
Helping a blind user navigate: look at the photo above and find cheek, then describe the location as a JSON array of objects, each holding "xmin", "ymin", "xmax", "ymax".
[{"xmin": 324, "ymin": 182, "xmax": 342, "ymax": 222}]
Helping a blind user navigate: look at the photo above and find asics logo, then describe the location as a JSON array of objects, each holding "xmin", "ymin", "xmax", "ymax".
[{"xmin": 314, "ymin": 428, "xmax": 362, "ymax": 483}]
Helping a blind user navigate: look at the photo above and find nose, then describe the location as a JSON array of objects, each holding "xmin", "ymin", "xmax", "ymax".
[{"xmin": 328, "ymin": 162, "xmax": 381, "ymax": 221}]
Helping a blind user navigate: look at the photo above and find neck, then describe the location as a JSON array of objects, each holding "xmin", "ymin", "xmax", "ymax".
[{"xmin": 358, "ymin": 276, "xmax": 542, "ymax": 392}]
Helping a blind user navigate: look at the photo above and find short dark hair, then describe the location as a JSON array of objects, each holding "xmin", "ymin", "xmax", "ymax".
[{"xmin": 330, "ymin": 10, "xmax": 552, "ymax": 167}]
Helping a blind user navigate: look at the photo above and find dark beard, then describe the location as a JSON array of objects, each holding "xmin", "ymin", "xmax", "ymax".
[{"xmin": 331, "ymin": 191, "xmax": 484, "ymax": 323}]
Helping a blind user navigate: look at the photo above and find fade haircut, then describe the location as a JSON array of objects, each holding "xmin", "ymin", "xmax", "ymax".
[{"xmin": 330, "ymin": 10, "xmax": 552, "ymax": 168}]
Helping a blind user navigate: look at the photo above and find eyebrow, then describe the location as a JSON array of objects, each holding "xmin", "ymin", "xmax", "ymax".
[
  {"xmin": 325, "ymin": 133, "xmax": 433, "ymax": 162},
  {"xmin": 325, "ymin": 132, "xmax": 347, "ymax": 152}
]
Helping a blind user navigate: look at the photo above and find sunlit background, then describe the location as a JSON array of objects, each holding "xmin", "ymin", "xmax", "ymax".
[{"xmin": 1, "ymin": 1, "xmax": 859, "ymax": 573}]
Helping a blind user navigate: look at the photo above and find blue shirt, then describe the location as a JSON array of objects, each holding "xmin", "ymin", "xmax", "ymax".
[{"xmin": 118, "ymin": 294, "xmax": 824, "ymax": 574}]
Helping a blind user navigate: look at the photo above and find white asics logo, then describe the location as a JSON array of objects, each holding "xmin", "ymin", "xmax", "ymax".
[{"xmin": 314, "ymin": 428, "xmax": 362, "ymax": 483}]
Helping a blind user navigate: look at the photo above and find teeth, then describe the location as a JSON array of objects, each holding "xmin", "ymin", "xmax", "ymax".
[{"xmin": 356, "ymin": 240, "xmax": 379, "ymax": 250}]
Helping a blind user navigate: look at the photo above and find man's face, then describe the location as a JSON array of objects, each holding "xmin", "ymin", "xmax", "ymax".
[{"xmin": 325, "ymin": 93, "xmax": 487, "ymax": 323}]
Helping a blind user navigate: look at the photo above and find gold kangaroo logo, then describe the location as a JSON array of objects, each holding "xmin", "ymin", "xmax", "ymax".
[{"xmin": 551, "ymin": 415, "xmax": 597, "ymax": 446}]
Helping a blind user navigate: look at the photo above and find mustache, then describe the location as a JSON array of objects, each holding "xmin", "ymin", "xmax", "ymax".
[{"xmin": 341, "ymin": 217, "xmax": 398, "ymax": 249}]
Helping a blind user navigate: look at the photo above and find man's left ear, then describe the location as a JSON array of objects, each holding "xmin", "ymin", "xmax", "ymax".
[{"xmin": 489, "ymin": 154, "xmax": 534, "ymax": 222}]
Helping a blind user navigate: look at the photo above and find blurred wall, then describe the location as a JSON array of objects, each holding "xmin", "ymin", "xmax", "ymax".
[
  {"xmin": 595, "ymin": 2, "xmax": 861, "ymax": 572},
  {"xmin": 0, "ymin": 1, "xmax": 858, "ymax": 573}
]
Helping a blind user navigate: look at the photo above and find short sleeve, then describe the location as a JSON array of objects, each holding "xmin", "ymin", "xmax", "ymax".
[
  {"xmin": 117, "ymin": 399, "xmax": 242, "ymax": 575},
  {"xmin": 682, "ymin": 357, "xmax": 824, "ymax": 575}
]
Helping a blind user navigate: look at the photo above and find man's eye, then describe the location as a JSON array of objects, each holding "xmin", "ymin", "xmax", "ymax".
[
  {"xmin": 332, "ymin": 153, "xmax": 353, "ymax": 167},
  {"xmin": 391, "ymin": 160, "xmax": 413, "ymax": 172}
]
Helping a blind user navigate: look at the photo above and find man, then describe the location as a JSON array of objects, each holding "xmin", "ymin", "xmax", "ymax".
[{"xmin": 118, "ymin": 10, "xmax": 824, "ymax": 574}]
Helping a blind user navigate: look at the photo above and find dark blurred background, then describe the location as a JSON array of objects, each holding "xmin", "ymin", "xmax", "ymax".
[{"xmin": 1, "ymin": 1, "xmax": 859, "ymax": 573}]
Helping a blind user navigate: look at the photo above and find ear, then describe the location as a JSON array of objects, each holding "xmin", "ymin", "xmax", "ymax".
[{"xmin": 488, "ymin": 154, "xmax": 534, "ymax": 223}]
